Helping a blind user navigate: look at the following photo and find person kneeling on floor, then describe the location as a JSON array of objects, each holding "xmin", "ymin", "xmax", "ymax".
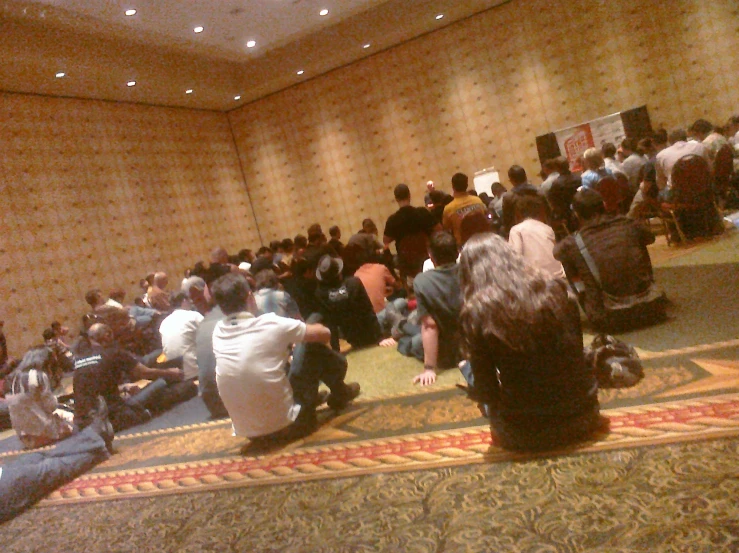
[{"xmin": 210, "ymin": 273, "xmax": 360, "ymax": 448}]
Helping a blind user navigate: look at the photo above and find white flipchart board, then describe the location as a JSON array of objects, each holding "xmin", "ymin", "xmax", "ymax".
[{"xmin": 473, "ymin": 167, "xmax": 500, "ymax": 197}]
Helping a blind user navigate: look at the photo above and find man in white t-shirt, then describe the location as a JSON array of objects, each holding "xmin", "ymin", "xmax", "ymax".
[
  {"xmin": 210, "ymin": 273, "xmax": 360, "ymax": 445},
  {"xmin": 158, "ymin": 292, "xmax": 204, "ymax": 380},
  {"xmin": 508, "ymin": 195, "xmax": 566, "ymax": 280}
]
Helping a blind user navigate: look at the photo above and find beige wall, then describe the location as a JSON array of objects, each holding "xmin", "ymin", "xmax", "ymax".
[
  {"xmin": 228, "ymin": 0, "xmax": 739, "ymax": 243},
  {"xmin": 0, "ymin": 93, "xmax": 260, "ymax": 351}
]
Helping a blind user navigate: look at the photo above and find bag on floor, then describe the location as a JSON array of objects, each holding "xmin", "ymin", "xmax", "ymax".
[{"xmin": 585, "ymin": 334, "xmax": 644, "ymax": 388}]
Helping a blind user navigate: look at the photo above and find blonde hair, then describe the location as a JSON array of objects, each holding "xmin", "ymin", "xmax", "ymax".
[{"xmin": 582, "ymin": 148, "xmax": 604, "ymax": 171}]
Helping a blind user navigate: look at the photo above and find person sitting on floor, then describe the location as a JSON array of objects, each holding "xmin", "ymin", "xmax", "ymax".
[
  {"xmin": 158, "ymin": 292, "xmax": 204, "ymax": 382},
  {"xmin": 353, "ymin": 251, "xmax": 407, "ymax": 344},
  {"xmin": 458, "ymin": 232, "xmax": 604, "ymax": 452},
  {"xmin": 553, "ymin": 188, "xmax": 666, "ymax": 332},
  {"xmin": 508, "ymin": 195, "xmax": 566, "ymax": 280},
  {"xmin": 73, "ymin": 323, "xmax": 185, "ymax": 432},
  {"xmin": 6, "ymin": 347, "xmax": 75, "ymax": 449},
  {"xmin": 400, "ymin": 231, "xmax": 464, "ymax": 386},
  {"xmin": 314, "ymin": 255, "xmax": 383, "ymax": 351},
  {"xmin": 253, "ymin": 269, "xmax": 302, "ymax": 320},
  {"xmin": 210, "ymin": 273, "xmax": 360, "ymax": 447}
]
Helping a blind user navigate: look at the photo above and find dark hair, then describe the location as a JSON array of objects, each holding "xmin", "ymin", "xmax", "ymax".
[
  {"xmin": 362, "ymin": 219, "xmax": 377, "ymax": 234},
  {"xmin": 85, "ymin": 288, "xmax": 102, "ymax": 308},
  {"xmin": 109, "ymin": 287, "xmax": 125, "ymax": 302},
  {"xmin": 329, "ymin": 225, "xmax": 340, "ymax": 238},
  {"xmin": 170, "ymin": 291, "xmax": 188, "ymax": 309},
  {"xmin": 257, "ymin": 246, "xmax": 272, "ymax": 256},
  {"xmin": 191, "ymin": 261, "xmax": 207, "ymax": 278},
  {"xmin": 50, "ymin": 321, "xmax": 61, "ymax": 331},
  {"xmin": 429, "ymin": 190, "xmax": 450, "ymax": 206},
  {"xmin": 211, "ymin": 273, "xmax": 250, "ymax": 315},
  {"xmin": 553, "ymin": 156, "xmax": 570, "ymax": 174},
  {"xmin": 638, "ymin": 138, "xmax": 654, "ymax": 155},
  {"xmin": 269, "ymin": 240, "xmax": 281, "ymax": 252},
  {"xmin": 652, "ymin": 128, "xmax": 668, "ymax": 145},
  {"xmin": 507, "ymin": 165, "xmax": 527, "ymax": 186},
  {"xmin": 601, "ymin": 142, "xmax": 617, "ymax": 159},
  {"xmin": 281, "ymin": 238, "xmax": 294, "ymax": 252},
  {"xmin": 571, "ymin": 189, "xmax": 605, "ymax": 220},
  {"xmin": 255, "ymin": 269, "xmax": 279, "ymax": 290},
  {"xmin": 294, "ymin": 234, "xmax": 308, "ymax": 249},
  {"xmin": 469, "ymin": 189, "xmax": 478, "ymax": 197},
  {"xmin": 429, "ymin": 231, "xmax": 458, "ymax": 265},
  {"xmin": 729, "ymin": 115, "xmax": 739, "ymax": 126},
  {"xmin": 42, "ymin": 328, "xmax": 56, "ymax": 341},
  {"xmin": 459, "ymin": 233, "xmax": 569, "ymax": 354},
  {"xmin": 668, "ymin": 128, "xmax": 687, "ymax": 144},
  {"xmin": 543, "ymin": 158, "xmax": 558, "ymax": 172},
  {"xmin": 620, "ymin": 137, "xmax": 638, "ymax": 153},
  {"xmin": 307, "ymin": 229, "xmax": 325, "ymax": 244},
  {"xmin": 514, "ymin": 194, "xmax": 547, "ymax": 224},
  {"xmin": 237, "ymin": 249, "xmax": 252, "ymax": 262},
  {"xmin": 689, "ymin": 119, "xmax": 713, "ymax": 136},
  {"xmin": 490, "ymin": 182, "xmax": 507, "ymax": 197},
  {"xmin": 394, "ymin": 183, "xmax": 411, "ymax": 201},
  {"xmin": 478, "ymin": 192, "xmax": 491, "ymax": 206},
  {"xmin": 451, "ymin": 173, "xmax": 468, "ymax": 193},
  {"xmin": 307, "ymin": 223, "xmax": 322, "ymax": 236}
]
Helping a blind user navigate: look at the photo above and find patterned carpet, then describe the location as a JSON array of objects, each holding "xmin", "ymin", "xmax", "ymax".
[{"xmin": 1, "ymin": 230, "xmax": 738, "ymax": 552}]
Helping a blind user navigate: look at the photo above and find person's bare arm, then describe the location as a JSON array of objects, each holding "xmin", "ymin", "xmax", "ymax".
[
  {"xmin": 413, "ymin": 315, "xmax": 439, "ymax": 386},
  {"xmin": 303, "ymin": 323, "xmax": 331, "ymax": 345},
  {"xmin": 131, "ymin": 364, "xmax": 184, "ymax": 383},
  {"xmin": 383, "ymin": 235, "xmax": 394, "ymax": 249}
]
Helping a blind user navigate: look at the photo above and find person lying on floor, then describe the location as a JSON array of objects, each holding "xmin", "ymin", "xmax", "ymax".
[
  {"xmin": 458, "ymin": 232, "xmax": 605, "ymax": 451},
  {"xmin": 0, "ymin": 396, "xmax": 114, "ymax": 524},
  {"xmin": 210, "ymin": 273, "xmax": 360, "ymax": 447},
  {"xmin": 73, "ymin": 323, "xmax": 186, "ymax": 432},
  {"xmin": 396, "ymin": 231, "xmax": 465, "ymax": 386},
  {"xmin": 5, "ymin": 347, "xmax": 75, "ymax": 449}
]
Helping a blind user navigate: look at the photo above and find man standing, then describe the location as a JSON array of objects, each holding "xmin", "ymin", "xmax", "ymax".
[
  {"xmin": 210, "ymin": 273, "xmax": 360, "ymax": 444},
  {"xmin": 501, "ymin": 165, "xmax": 541, "ymax": 237},
  {"xmin": 442, "ymin": 173, "xmax": 487, "ymax": 246},
  {"xmin": 383, "ymin": 183, "xmax": 440, "ymax": 283}
]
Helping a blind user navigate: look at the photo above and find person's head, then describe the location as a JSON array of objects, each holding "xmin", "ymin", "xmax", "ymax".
[
  {"xmin": 294, "ymin": 234, "xmax": 308, "ymax": 250},
  {"xmin": 182, "ymin": 275, "xmax": 210, "ymax": 312},
  {"xmin": 429, "ymin": 189, "xmax": 447, "ymax": 206},
  {"xmin": 170, "ymin": 291, "xmax": 188, "ymax": 310},
  {"xmin": 478, "ymin": 192, "xmax": 491, "ymax": 206},
  {"xmin": 109, "ymin": 287, "xmax": 125, "ymax": 303},
  {"xmin": 490, "ymin": 182, "xmax": 507, "ymax": 198},
  {"xmin": 269, "ymin": 240, "xmax": 281, "ymax": 253},
  {"xmin": 458, "ymin": 232, "xmax": 566, "ymax": 354},
  {"xmin": 85, "ymin": 288, "xmax": 103, "ymax": 308},
  {"xmin": 542, "ymin": 158, "xmax": 558, "ymax": 177},
  {"xmin": 316, "ymin": 255, "xmax": 344, "ymax": 286},
  {"xmin": 451, "ymin": 172, "xmax": 469, "ymax": 193},
  {"xmin": 257, "ymin": 246, "xmax": 273, "ymax": 259},
  {"xmin": 50, "ymin": 320, "xmax": 66, "ymax": 336},
  {"xmin": 507, "ymin": 165, "xmax": 527, "ymax": 186},
  {"xmin": 88, "ymin": 323, "xmax": 114, "ymax": 345},
  {"xmin": 394, "ymin": 183, "xmax": 411, "ymax": 204},
  {"xmin": 153, "ymin": 272, "xmax": 168, "ymax": 289},
  {"xmin": 620, "ymin": 137, "xmax": 638, "ymax": 155},
  {"xmin": 211, "ymin": 247, "xmax": 229, "ymax": 265},
  {"xmin": 601, "ymin": 142, "xmax": 617, "ymax": 160},
  {"xmin": 17, "ymin": 346, "xmax": 53, "ymax": 375},
  {"xmin": 307, "ymin": 223, "xmax": 323, "ymax": 236},
  {"xmin": 689, "ymin": 119, "xmax": 713, "ymax": 141},
  {"xmin": 638, "ymin": 137, "xmax": 655, "ymax": 158},
  {"xmin": 668, "ymin": 128, "xmax": 688, "ymax": 144},
  {"xmin": 426, "ymin": 180, "xmax": 435, "ymax": 192},
  {"xmin": 652, "ymin": 128, "xmax": 668, "ymax": 148},
  {"xmin": 211, "ymin": 273, "xmax": 252, "ymax": 315},
  {"xmin": 428, "ymin": 231, "xmax": 458, "ymax": 266},
  {"xmin": 361, "ymin": 218, "xmax": 378, "ymax": 235},
  {"xmin": 726, "ymin": 115, "xmax": 739, "ymax": 134},
  {"xmin": 42, "ymin": 328, "xmax": 56, "ymax": 342},
  {"xmin": 582, "ymin": 148, "xmax": 604, "ymax": 171},
  {"xmin": 307, "ymin": 229, "xmax": 326, "ymax": 245},
  {"xmin": 255, "ymin": 269, "xmax": 280, "ymax": 291},
  {"xmin": 281, "ymin": 238, "xmax": 294, "ymax": 254},
  {"xmin": 514, "ymin": 194, "xmax": 548, "ymax": 225},
  {"xmin": 571, "ymin": 188, "xmax": 606, "ymax": 221},
  {"xmin": 329, "ymin": 225, "xmax": 341, "ymax": 239},
  {"xmin": 237, "ymin": 248, "xmax": 254, "ymax": 263}
]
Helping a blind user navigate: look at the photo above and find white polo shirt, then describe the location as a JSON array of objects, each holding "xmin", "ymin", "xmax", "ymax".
[
  {"xmin": 509, "ymin": 218, "xmax": 566, "ymax": 280},
  {"xmin": 212, "ymin": 312, "xmax": 306, "ymax": 438},
  {"xmin": 159, "ymin": 309, "xmax": 204, "ymax": 380}
]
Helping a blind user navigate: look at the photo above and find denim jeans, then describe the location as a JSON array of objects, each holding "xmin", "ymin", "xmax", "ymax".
[
  {"xmin": 0, "ymin": 425, "xmax": 109, "ymax": 523},
  {"xmin": 376, "ymin": 298, "xmax": 409, "ymax": 332}
]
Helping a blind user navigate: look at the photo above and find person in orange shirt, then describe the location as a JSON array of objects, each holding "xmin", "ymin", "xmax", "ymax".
[{"xmin": 441, "ymin": 173, "xmax": 486, "ymax": 246}]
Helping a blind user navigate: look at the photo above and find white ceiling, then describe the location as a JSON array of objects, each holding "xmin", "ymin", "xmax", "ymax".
[{"xmin": 0, "ymin": 0, "xmax": 508, "ymax": 111}]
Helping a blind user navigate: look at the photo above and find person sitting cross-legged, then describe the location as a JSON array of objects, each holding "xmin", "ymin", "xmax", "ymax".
[{"xmin": 210, "ymin": 273, "xmax": 360, "ymax": 448}]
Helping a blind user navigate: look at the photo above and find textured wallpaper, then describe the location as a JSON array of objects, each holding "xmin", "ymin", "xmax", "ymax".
[
  {"xmin": 0, "ymin": 94, "xmax": 260, "ymax": 351},
  {"xmin": 228, "ymin": 0, "xmax": 739, "ymax": 243}
]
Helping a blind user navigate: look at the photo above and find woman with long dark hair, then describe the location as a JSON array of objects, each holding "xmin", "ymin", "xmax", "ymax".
[{"xmin": 458, "ymin": 233, "xmax": 605, "ymax": 451}]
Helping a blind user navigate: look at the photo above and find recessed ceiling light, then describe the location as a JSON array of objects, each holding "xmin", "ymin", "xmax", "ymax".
[
  {"xmin": 363, "ymin": 43, "xmax": 371, "ymax": 49},
  {"xmin": 297, "ymin": 70, "xmax": 305, "ymax": 75},
  {"xmin": 319, "ymin": 9, "xmax": 329, "ymax": 16},
  {"xmin": 246, "ymin": 40, "xmax": 256, "ymax": 48},
  {"xmin": 435, "ymin": 14, "xmax": 444, "ymax": 20},
  {"xmin": 194, "ymin": 26, "xmax": 204, "ymax": 33},
  {"xmin": 186, "ymin": 89, "xmax": 193, "ymax": 94},
  {"xmin": 55, "ymin": 72, "xmax": 65, "ymax": 78},
  {"xmin": 234, "ymin": 95, "xmax": 241, "ymax": 100},
  {"xmin": 125, "ymin": 9, "xmax": 136, "ymax": 16},
  {"xmin": 127, "ymin": 80, "xmax": 136, "ymax": 87}
]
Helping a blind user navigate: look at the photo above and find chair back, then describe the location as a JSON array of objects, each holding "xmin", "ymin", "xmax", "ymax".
[
  {"xmin": 671, "ymin": 154, "xmax": 713, "ymax": 206},
  {"xmin": 714, "ymin": 143, "xmax": 735, "ymax": 195},
  {"xmin": 594, "ymin": 175, "xmax": 624, "ymax": 214},
  {"xmin": 459, "ymin": 210, "xmax": 493, "ymax": 246},
  {"xmin": 396, "ymin": 231, "xmax": 429, "ymax": 277}
]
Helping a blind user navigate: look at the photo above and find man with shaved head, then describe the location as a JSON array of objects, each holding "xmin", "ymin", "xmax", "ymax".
[{"xmin": 73, "ymin": 323, "xmax": 184, "ymax": 431}]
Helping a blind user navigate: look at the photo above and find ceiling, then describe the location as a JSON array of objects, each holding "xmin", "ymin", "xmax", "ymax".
[{"xmin": 0, "ymin": 0, "xmax": 507, "ymax": 111}]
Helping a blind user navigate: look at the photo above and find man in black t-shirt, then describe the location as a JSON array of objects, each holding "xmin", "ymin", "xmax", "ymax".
[
  {"xmin": 383, "ymin": 183, "xmax": 440, "ymax": 281},
  {"xmin": 314, "ymin": 255, "xmax": 382, "ymax": 352},
  {"xmin": 73, "ymin": 323, "xmax": 184, "ymax": 431}
]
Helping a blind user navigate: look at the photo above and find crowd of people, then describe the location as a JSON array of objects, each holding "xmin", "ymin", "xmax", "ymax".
[{"xmin": 0, "ymin": 115, "xmax": 737, "ymax": 522}]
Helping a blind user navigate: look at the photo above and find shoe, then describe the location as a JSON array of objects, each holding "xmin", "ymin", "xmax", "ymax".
[
  {"xmin": 89, "ymin": 396, "xmax": 115, "ymax": 454},
  {"xmin": 327, "ymin": 382, "xmax": 360, "ymax": 411}
]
